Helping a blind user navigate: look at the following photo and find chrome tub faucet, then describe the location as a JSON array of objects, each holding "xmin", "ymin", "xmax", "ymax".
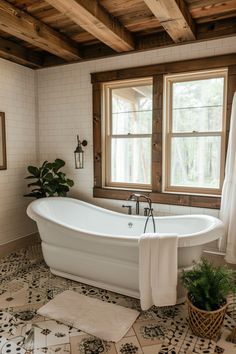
[
  {"xmin": 128, "ymin": 193, "xmax": 152, "ymax": 215},
  {"xmin": 128, "ymin": 193, "xmax": 156, "ymax": 233}
]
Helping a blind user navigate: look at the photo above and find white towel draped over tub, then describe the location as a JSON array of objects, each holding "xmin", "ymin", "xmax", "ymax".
[{"xmin": 139, "ymin": 233, "xmax": 178, "ymax": 310}]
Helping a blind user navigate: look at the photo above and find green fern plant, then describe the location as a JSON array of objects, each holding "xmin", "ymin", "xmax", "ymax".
[
  {"xmin": 24, "ymin": 159, "xmax": 74, "ymax": 199},
  {"xmin": 181, "ymin": 258, "xmax": 236, "ymax": 311}
]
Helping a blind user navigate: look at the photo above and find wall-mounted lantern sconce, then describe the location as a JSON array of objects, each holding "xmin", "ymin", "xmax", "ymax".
[{"xmin": 74, "ymin": 135, "xmax": 87, "ymax": 169}]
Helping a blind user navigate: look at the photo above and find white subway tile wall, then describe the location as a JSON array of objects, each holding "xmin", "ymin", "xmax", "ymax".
[
  {"xmin": 0, "ymin": 58, "xmax": 38, "ymax": 244},
  {"xmin": 37, "ymin": 37, "xmax": 236, "ymax": 218}
]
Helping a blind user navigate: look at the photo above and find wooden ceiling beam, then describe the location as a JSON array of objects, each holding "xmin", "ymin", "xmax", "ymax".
[
  {"xmin": 0, "ymin": 37, "xmax": 42, "ymax": 68},
  {"xmin": 144, "ymin": 0, "xmax": 196, "ymax": 42},
  {"xmin": 44, "ymin": 0, "xmax": 134, "ymax": 52},
  {"xmin": 43, "ymin": 16, "xmax": 236, "ymax": 68},
  {"xmin": 0, "ymin": 0, "xmax": 80, "ymax": 61}
]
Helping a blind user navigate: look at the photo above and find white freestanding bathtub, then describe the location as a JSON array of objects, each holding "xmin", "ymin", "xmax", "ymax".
[{"xmin": 27, "ymin": 197, "xmax": 225, "ymax": 303}]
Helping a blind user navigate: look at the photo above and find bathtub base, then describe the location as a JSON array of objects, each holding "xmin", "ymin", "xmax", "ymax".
[
  {"xmin": 43, "ymin": 241, "xmax": 188, "ymax": 306},
  {"xmin": 51, "ymin": 268, "xmax": 140, "ymax": 299},
  {"xmin": 50, "ymin": 268, "xmax": 187, "ymax": 305}
]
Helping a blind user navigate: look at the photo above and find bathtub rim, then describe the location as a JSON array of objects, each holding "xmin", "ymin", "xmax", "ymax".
[{"xmin": 27, "ymin": 197, "xmax": 225, "ymax": 248}]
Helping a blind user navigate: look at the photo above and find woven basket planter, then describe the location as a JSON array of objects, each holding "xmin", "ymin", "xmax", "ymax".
[{"xmin": 187, "ymin": 295, "xmax": 228, "ymax": 340}]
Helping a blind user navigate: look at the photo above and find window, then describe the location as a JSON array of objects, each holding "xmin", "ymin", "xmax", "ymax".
[
  {"xmin": 92, "ymin": 55, "xmax": 236, "ymax": 208},
  {"xmin": 163, "ymin": 69, "xmax": 227, "ymax": 195},
  {"xmin": 102, "ymin": 78, "xmax": 153, "ymax": 189}
]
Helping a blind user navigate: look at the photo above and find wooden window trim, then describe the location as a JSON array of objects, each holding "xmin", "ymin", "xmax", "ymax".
[
  {"xmin": 0, "ymin": 112, "xmax": 7, "ymax": 170},
  {"xmin": 163, "ymin": 68, "xmax": 228, "ymax": 196},
  {"xmin": 91, "ymin": 54, "xmax": 236, "ymax": 209}
]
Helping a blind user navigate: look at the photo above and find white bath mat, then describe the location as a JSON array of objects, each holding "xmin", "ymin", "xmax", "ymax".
[{"xmin": 37, "ymin": 290, "xmax": 139, "ymax": 342}]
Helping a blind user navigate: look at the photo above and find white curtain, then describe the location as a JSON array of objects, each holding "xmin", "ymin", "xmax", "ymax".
[{"xmin": 220, "ymin": 92, "xmax": 236, "ymax": 263}]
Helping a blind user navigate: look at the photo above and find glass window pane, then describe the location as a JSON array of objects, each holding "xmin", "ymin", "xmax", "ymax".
[
  {"xmin": 170, "ymin": 136, "xmax": 221, "ymax": 189},
  {"xmin": 172, "ymin": 77, "xmax": 224, "ymax": 132},
  {"xmin": 112, "ymin": 110, "xmax": 152, "ymax": 135},
  {"xmin": 111, "ymin": 84, "xmax": 152, "ymax": 134},
  {"xmin": 111, "ymin": 138, "xmax": 151, "ymax": 184}
]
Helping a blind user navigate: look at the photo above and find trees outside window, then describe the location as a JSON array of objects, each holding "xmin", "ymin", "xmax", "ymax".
[
  {"xmin": 163, "ymin": 69, "xmax": 227, "ymax": 195},
  {"xmin": 103, "ymin": 78, "xmax": 153, "ymax": 189}
]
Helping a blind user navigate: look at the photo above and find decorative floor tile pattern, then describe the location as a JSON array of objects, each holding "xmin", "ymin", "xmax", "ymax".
[{"xmin": 0, "ymin": 245, "xmax": 235, "ymax": 354}]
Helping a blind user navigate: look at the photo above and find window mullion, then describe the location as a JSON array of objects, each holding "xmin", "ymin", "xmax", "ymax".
[
  {"xmin": 170, "ymin": 132, "xmax": 222, "ymax": 138},
  {"xmin": 110, "ymin": 134, "xmax": 152, "ymax": 139}
]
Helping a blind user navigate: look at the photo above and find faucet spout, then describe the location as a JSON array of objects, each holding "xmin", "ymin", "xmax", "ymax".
[
  {"xmin": 128, "ymin": 193, "xmax": 141, "ymax": 215},
  {"xmin": 127, "ymin": 193, "xmax": 140, "ymax": 201}
]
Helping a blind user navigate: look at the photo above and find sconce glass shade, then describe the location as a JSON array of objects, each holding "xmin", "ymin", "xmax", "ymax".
[
  {"xmin": 74, "ymin": 135, "xmax": 87, "ymax": 169},
  {"xmin": 74, "ymin": 148, "xmax": 84, "ymax": 169}
]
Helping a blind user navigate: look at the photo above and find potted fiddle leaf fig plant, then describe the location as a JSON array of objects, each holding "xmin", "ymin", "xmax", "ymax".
[
  {"xmin": 24, "ymin": 158, "xmax": 74, "ymax": 198},
  {"xmin": 181, "ymin": 258, "xmax": 236, "ymax": 340}
]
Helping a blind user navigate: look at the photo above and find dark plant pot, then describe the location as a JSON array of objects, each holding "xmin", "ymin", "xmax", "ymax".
[{"xmin": 187, "ymin": 294, "xmax": 228, "ymax": 340}]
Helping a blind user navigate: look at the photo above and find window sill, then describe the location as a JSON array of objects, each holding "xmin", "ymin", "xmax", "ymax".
[
  {"xmin": 102, "ymin": 185, "xmax": 152, "ymax": 193},
  {"xmin": 93, "ymin": 187, "xmax": 221, "ymax": 209},
  {"xmin": 163, "ymin": 187, "xmax": 221, "ymax": 198}
]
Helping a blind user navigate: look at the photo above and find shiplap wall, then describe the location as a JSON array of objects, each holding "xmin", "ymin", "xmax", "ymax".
[{"xmin": 0, "ymin": 59, "xmax": 37, "ymax": 244}]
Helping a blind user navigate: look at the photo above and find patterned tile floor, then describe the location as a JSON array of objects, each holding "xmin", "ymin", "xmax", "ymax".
[{"xmin": 0, "ymin": 244, "xmax": 235, "ymax": 354}]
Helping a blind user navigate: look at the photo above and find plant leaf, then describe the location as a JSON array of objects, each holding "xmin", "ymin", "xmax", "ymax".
[
  {"xmin": 27, "ymin": 166, "xmax": 40, "ymax": 177},
  {"xmin": 27, "ymin": 181, "xmax": 42, "ymax": 187},
  {"xmin": 44, "ymin": 162, "xmax": 53, "ymax": 170},
  {"xmin": 44, "ymin": 173, "xmax": 54, "ymax": 181},
  {"xmin": 25, "ymin": 176, "xmax": 36, "ymax": 179},
  {"xmin": 53, "ymin": 159, "xmax": 65, "ymax": 172},
  {"xmin": 41, "ymin": 161, "xmax": 48, "ymax": 168},
  {"xmin": 67, "ymin": 179, "xmax": 74, "ymax": 187}
]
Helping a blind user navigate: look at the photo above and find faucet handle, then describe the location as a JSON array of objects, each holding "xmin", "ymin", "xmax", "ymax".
[
  {"xmin": 144, "ymin": 207, "xmax": 153, "ymax": 216},
  {"xmin": 122, "ymin": 205, "xmax": 132, "ymax": 215}
]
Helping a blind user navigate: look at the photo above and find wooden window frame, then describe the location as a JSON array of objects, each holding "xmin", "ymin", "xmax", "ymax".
[
  {"xmin": 91, "ymin": 54, "xmax": 236, "ymax": 209},
  {"xmin": 163, "ymin": 68, "xmax": 228, "ymax": 196},
  {"xmin": 102, "ymin": 77, "xmax": 153, "ymax": 190},
  {"xmin": 0, "ymin": 112, "xmax": 7, "ymax": 170}
]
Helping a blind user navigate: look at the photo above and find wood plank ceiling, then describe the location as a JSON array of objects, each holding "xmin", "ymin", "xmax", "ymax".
[{"xmin": 0, "ymin": 0, "xmax": 235, "ymax": 68}]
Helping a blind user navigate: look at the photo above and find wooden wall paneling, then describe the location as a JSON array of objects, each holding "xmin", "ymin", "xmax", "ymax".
[
  {"xmin": 93, "ymin": 82, "xmax": 103, "ymax": 188},
  {"xmin": 152, "ymin": 75, "xmax": 163, "ymax": 192},
  {"xmin": 0, "ymin": 112, "xmax": 6, "ymax": 170}
]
